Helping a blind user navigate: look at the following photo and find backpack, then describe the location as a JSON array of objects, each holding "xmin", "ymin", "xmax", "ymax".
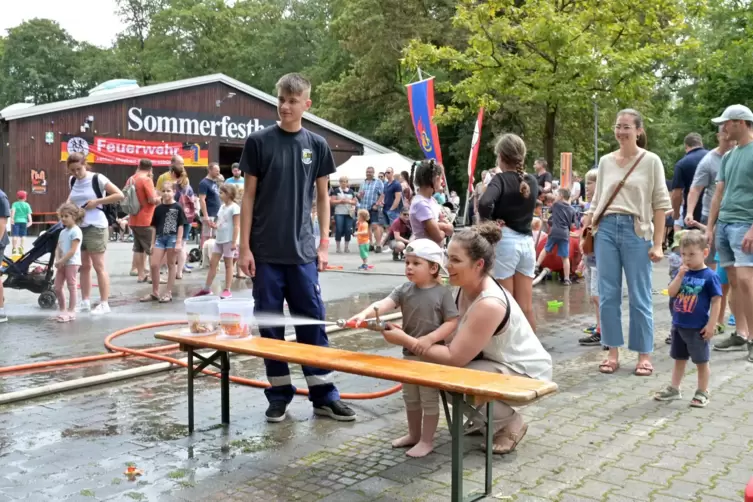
[
  {"xmin": 120, "ymin": 177, "xmax": 141, "ymax": 216},
  {"xmin": 70, "ymin": 174, "xmax": 118, "ymax": 226},
  {"xmin": 179, "ymin": 189, "xmax": 196, "ymax": 221}
]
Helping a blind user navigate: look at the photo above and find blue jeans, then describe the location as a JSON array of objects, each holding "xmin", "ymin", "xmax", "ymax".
[
  {"xmin": 595, "ymin": 214, "xmax": 654, "ymax": 353},
  {"xmin": 715, "ymin": 222, "xmax": 753, "ymax": 268},
  {"xmin": 334, "ymin": 214, "xmax": 353, "ymax": 242},
  {"xmin": 384, "ymin": 209, "xmax": 400, "ymax": 226},
  {"xmin": 155, "ymin": 234, "xmax": 177, "ymax": 249},
  {"xmin": 252, "ymin": 261, "xmax": 340, "ymax": 406}
]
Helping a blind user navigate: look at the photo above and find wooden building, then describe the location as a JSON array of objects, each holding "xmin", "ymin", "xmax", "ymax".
[{"xmin": 0, "ymin": 74, "xmax": 395, "ymax": 214}]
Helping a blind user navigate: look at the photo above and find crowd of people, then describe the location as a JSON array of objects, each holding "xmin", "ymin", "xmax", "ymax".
[{"xmin": 1, "ymin": 71, "xmax": 751, "ymax": 461}]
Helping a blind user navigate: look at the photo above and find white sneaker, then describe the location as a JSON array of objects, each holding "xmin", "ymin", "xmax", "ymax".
[
  {"xmin": 91, "ymin": 303, "xmax": 111, "ymax": 316},
  {"xmin": 76, "ymin": 300, "xmax": 91, "ymax": 313},
  {"xmin": 0, "ymin": 309, "xmax": 7, "ymax": 323}
]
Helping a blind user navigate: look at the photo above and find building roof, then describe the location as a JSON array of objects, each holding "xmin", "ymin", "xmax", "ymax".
[{"xmin": 0, "ymin": 73, "xmax": 395, "ymax": 154}]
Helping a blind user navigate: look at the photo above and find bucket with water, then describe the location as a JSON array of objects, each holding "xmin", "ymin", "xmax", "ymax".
[
  {"xmin": 217, "ymin": 298, "xmax": 255, "ymax": 340},
  {"xmin": 184, "ymin": 296, "xmax": 220, "ymax": 335}
]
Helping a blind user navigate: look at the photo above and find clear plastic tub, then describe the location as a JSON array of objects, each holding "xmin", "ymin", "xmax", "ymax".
[
  {"xmin": 184, "ymin": 296, "xmax": 220, "ymax": 335},
  {"xmin": 217, "ymin": 298, "xmax": 255, "ymax": 340}
]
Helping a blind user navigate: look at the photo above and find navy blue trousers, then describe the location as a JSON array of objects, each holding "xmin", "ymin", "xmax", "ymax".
[{"xmin": 252, "ymin": 261, "xmax": 339, "ymax": 406}]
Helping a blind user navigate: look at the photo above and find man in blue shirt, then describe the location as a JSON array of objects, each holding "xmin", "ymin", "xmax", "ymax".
[
  {"xmin": 357, "ymin": 167, "xmax": 384, "ymax": 252},
  {"xmin": 198, "ymin": 163, "xmax": 222, "ymax": 245},
  {"xmin": 382, "ymin": 167, "xmax": 403, "ymax": 226},
  {"xmin": 672, "ymin": 133, "xmax": 709, "ymax": 230},
  {"xmin": 0, "ymin": 189, "xmax": 10, "ymax": 322}
]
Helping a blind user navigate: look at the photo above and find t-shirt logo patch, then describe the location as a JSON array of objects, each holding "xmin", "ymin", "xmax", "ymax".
[{"xmin": 302, "ymin": 148, "xmax": 313, "ymax": 165}]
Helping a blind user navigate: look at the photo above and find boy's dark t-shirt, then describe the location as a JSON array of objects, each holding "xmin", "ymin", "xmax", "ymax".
[
  {"xmin": 548, "ymin": 200, "xmax": 577, "ymax": 241},
  {"xmin": 151, "ymin": 202, "xmax": 188, "ymax": 237},
  {"xmin": 239, "ymin": 125, "xmax": 336, "ymax": 265},
  {"xmin": 477, "ymin": 172, "xmax": 539, "ymax": 235},
  {"xmin": 0, "ymin": 189, "xmax": 10, "ymax": 249},
  {"xmin": 672, "ymin": 268, "xmax": 722, "ymax": 329}
]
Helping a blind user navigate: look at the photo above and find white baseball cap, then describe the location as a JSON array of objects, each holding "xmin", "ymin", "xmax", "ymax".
[
  {"xmin": 405, "ymin": 239, "xmax": 448, "ymax": 274},
  {"xmin": 711, "ymin": 104, "xmax": 753, "ymax": 124}
]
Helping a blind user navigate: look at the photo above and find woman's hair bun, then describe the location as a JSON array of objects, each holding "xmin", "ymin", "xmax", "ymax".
[{"xmin": 476, "ymin": 222, "xmax": 502, "ymax": 246}]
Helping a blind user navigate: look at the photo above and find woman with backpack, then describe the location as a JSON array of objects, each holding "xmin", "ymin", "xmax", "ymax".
[{"xmin": 66, "ymin": 153, "xmax": 124, "ymax": 315}]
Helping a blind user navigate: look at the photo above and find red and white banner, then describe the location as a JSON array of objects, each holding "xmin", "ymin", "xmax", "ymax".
[
  {"xmin": 467, "ymin": 107, "xmax": 484, "ymax": 192},
  {"xmin": 61, "ymin": 135, "xmax": 209, "ymax": 167}
]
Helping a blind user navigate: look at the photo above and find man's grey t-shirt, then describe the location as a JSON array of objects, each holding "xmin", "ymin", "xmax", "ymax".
[
  {"xmin": 239, "ymin": 125, "xmax": 336, "ymax": 265},
  {"xmin": 389, "ymin": 282, "xmax": 459, "ymax": 356},
  {"xmin": 690, "ymin": 150, "xmax": 723, "ymax": 218}
]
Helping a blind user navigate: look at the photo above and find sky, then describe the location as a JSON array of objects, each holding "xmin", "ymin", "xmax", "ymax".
[{"xmin": 1, "ymin": 0, "xmax": 125, "ymax": 47}]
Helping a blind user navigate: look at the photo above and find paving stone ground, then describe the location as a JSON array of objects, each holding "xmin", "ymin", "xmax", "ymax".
[{"xmin": 0, "ymin": 255, "xmax": 751, "ymax": 501}]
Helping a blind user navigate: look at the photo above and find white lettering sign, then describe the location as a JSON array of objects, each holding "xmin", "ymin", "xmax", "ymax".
[{"xmin": 127, "ymin": 107, "xmax": 271, "ymax": 138}]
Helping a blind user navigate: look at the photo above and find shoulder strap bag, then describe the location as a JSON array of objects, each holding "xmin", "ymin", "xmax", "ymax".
[{"xmin": 581, "ymin": 152, "xmax": 646, "ymax": 255}]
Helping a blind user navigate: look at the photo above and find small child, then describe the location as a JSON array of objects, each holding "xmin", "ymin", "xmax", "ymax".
[
  {"xmin": 579, "ymin": 169, "xmax": 602, "ymax": 345},
  {"xmin": 655, "ymin": 230, "xmax": 721, "ymax": 408},
  {"xmin": 196, "ymin": 184, "xmax": 240, "ymax": 299},
  {"xmin": 355, "ymin": 209, "xmax": 370, "ymax": 270},
  {"xmin": 10, "ymin": 190, "xmax": 32, "ymax": 254},
  {"xmin": 54, "ymin": 203, "xmax": 84, "ymax": 323},
  {"xmin": 535, "ymin": 188, "xmax": 577, "ymax": 285},
  {"xmin": 347, "ymin": 239, "xmax": 458, "ymax": 457},
  {"xmin": 409, "ymin": 159, "xmax": 453, "ymax": 246},
  {"xmin": 142, "ymin": 182, "xmax": 187, "ymax": 303}
]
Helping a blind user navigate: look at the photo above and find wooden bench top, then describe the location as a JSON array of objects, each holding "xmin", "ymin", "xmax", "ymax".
[{"xmin": 155, "ymin": 331, "xmax": 557, "ymax": 404}]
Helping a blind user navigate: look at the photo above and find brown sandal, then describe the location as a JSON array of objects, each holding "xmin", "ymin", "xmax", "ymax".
[
  {"xmin": 483, "ymin": 423, "xmax": 528, "ymax": 455},
  {"xmin": 599, "ymin": 360, "xmax": 620, "ymax": 374},
  {"xmin": 140, "ymin": 293, "xmax": 159, "ymax": 302},
  {"xmin": 634, "ymin": 361, "xmax": 654, "ymax": 377}
]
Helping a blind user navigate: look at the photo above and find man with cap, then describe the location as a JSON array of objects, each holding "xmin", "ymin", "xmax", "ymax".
[{"xmin": 705, "ymin": 104, "xmax": 753, "ymax": 360}]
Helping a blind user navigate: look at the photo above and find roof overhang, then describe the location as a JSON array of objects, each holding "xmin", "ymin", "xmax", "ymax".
[{"xmin": 0, "ymin": 74, "xmax": 396, "ymax": 155}]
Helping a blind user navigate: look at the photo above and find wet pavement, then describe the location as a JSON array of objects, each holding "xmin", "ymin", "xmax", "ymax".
[{"xmin": 1, "ymin": 241, "xmax": 751, "ymax": 501}]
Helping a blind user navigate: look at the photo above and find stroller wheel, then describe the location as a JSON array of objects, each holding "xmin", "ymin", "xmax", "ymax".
[
  {"xmin": 188, "ymin": 248, "xmax": 201, "ymax": 263},
  {"xmin": 38, "ymin": 291, "xmax": 57, "ymax": 310}
]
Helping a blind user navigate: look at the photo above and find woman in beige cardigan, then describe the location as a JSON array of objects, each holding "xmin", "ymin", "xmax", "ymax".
[{"xmin": 581, "ymin": 109, "xmax": 671, "ymax": 376}]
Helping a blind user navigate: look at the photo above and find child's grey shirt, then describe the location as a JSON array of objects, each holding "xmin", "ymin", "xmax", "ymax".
[{"xmin": 389, "ymin": 282, "xmax": 459, "ymax": 356}]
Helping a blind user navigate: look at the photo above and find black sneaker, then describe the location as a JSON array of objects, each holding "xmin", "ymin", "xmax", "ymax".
[
  {"xmin": 314, "ymin": 400, "xmax": 357, "ymax": 421},
  {"xmin": 713, "ymin": 332, "xmax": 746, "ymax": 351},
  {"xmin": 392, "ymin": 252, "xmax": 400, "ymax": 261},
  {"xmin": 579, "ymin": 332, "xmax": 601, "ymax": 346},
  {"xmin": 747, "ymin": 340, "xmax": 753, "ymax": 363},
  {"xmin": 265, "ymin": 401, "xmax": 288, "ymax": 423},
  {"xmin": 665, "ymin": 333, "xmax": 672, "ymax": 345}
]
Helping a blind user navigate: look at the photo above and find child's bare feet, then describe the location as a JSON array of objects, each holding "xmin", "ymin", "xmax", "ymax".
[
  {"xmin": 391, "ymin": 435, "xmax": 418, "ymax": 448},
  {"xmin": 406, "ymin": 440, "xmax": 433, "ymax": 458}
]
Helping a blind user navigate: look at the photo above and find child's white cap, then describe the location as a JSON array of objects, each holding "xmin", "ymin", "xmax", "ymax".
[{"xmin": 405, "ymin": 239, "xmax": 447, "ymax": 274}]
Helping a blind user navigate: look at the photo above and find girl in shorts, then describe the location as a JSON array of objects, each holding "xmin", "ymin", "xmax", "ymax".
[
  {"xmin": 195, "ymin": 184, "xmax": 240, "ymax": 299},
  {"xmin": 141, "ymin": 182, "xmax": 187, "ymax": 303}
]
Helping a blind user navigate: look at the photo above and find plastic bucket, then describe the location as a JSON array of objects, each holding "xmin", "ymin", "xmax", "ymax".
[
  {"xmin": 184, "ymin": 296, "xmax": 220, "ymax": 335},
  {"xmin": 217, "ymin": 298, "xmax": 255, "ymax": 339}
]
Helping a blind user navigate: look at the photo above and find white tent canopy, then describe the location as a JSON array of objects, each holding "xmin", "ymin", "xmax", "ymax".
[{"xmin": 330, "ymin": 153, "xmax": 414, "ymax": 186}]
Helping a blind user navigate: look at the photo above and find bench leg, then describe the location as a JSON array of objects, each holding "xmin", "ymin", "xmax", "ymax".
[
  {"xmin": 485, "ymin": 401, "xmax": 493, "ymax": 495},
  {"xmin": 187, "ymin": 348, "xmax": 194, "ymax": 434},
  {"xmin": 450, "ymin": 392, "xmax": 464, "ymax": 502},
  {"xmin": 221, "ymin": 351, "xmax": 230, "ymax": 425},
  {"xmin": 441, "ymin": 391, "xmax": 452, "ymax": 435}
]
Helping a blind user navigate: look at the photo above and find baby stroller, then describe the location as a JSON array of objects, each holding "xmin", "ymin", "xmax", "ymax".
[{"xmin": 1, "ymin": 222, "xmax": 63, "ymax": 309}]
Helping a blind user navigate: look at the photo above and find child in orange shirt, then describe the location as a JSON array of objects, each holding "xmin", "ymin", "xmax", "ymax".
[{"xmin": 355, "ymin": 209, "xmax": 370, "ymax": 270}]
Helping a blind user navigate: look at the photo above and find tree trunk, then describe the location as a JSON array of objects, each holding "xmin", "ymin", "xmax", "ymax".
[{"xmin": 544, "ymin": 104, "xmax": 557, "ymax": 173}]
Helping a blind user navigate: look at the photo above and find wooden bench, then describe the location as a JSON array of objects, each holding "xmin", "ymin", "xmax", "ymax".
[{"xmin": 155, "ymin": 331, "xmax": 558, "ymax": 502}]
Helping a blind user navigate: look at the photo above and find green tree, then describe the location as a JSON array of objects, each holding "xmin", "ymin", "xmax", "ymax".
[
  {"xmin": 315, "ymin": 0, "xmax": 460, "ymax": 160},
  {"xmin": 116, "ymin": 0, "xmax": 167, "ymax": 85},
  {"xmin": 0, "ymin": 19, "xmax": 79, "ymax": 105},
  {"xmin": 405, "ymin": 0, "xmax": 706, "ymax": 170}
]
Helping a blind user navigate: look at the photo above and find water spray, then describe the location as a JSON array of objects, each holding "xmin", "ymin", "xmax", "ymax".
[{"xmin": 336, "ymin": 306, "xmax": 386, "ymax": 332}]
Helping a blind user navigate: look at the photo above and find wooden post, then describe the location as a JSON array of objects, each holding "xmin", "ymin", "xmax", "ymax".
[{"xmin": 560, "ymin": 152, "xmax": 572, "ymax": 190}]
